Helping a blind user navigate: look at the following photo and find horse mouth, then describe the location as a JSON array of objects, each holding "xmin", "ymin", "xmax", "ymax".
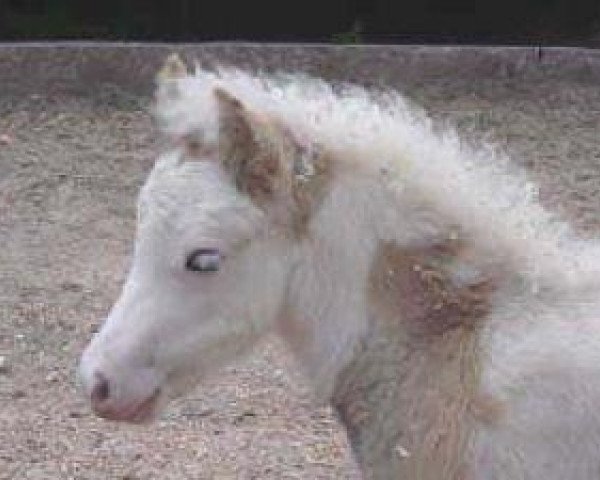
[{"xmin": 94, "ymin": 388, "xmax": 162, "ymax": 424}]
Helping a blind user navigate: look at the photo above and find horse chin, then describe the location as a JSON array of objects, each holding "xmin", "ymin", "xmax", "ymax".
[{"xmin": 95, "ymin": 387, "xmax": 163, "ymax": 424}]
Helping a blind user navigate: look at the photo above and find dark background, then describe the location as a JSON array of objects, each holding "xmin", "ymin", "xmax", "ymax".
[{"xmin": 1, "ymin": 0, "xmax": 599, "ymax": 44}]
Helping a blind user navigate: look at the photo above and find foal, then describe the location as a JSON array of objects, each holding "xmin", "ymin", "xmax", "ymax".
[{"xmin": 80, "ymin": 55, "xmax": 600, "ymax": 479}]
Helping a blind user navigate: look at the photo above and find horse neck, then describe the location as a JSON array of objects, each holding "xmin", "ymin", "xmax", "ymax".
[
  {"xmin": 277, "ymin": 170, "xmax": 497, "ymax": 478},
  {"xmin": 278, "ymin": 173, "xmax": 383, "ymax": 399},
  {"xmin": 277, "ymin": 166, "xmax": 458, "ymax": 394}
]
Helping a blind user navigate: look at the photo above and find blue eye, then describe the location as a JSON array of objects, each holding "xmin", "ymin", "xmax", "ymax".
[{"xmin": 185, "ymin": 248, "xmax": 221, "ymax": 273}]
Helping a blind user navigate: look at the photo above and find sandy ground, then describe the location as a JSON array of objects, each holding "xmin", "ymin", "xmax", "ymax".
[{"xmin": 1, "ymin": 72, "xmax": 600, "ymax": 479}]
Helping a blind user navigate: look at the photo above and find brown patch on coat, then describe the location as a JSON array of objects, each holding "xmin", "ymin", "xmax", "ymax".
[
  {"xmin": 332, "ymin": 239, "xmax": 502, "ymax": 479},
  {"xmin": 370, "ymin": 239, "xmax": 495, "ymax": 337},
  {"xmin": 468, "ymin": 392, "xmax": 506, "ymax": 426}
]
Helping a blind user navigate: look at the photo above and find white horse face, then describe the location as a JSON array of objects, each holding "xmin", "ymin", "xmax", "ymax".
[
  {"xmin": 79, "ymin": 75, "xmax": 317, "ymax": 422},
  {"xmin": 79, "ymin": 154, "xmax": 293, "ymax": 422}
]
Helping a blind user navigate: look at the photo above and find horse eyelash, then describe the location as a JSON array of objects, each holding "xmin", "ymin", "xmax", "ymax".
[{"xmin": 185, "ymin": 248, "xmax": 222, "ymax": 273}]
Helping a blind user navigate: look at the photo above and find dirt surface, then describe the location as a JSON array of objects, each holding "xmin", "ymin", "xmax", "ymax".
[{"xmin": 2, "ymin": 69, "xmax": 600, "ymax": 479}]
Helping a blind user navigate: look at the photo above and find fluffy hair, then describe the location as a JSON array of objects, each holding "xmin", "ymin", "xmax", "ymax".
[
  {"xmin": 80, "ymin": 59, "xmax": 600, "ymax": 479},
  {"xmin": 155, "ymin": 65, "xmax": 600, "ymax": 294}
]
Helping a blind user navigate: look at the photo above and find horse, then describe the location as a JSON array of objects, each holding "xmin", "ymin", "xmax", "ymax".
[{"xmin": 79, "ymin": 54, "xmax": 600, "ymax": 479}]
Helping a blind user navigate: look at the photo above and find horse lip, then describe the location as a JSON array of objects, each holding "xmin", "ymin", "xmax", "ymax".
[{"xmin": 94, "ymin": 387, "xmax": 162, "ymax": 424}]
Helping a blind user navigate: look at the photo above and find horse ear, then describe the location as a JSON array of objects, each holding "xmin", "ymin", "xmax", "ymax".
[
  {"xmin": 157, "ymin": 53, "xmax": 189, "ymax": 82},
  {"xmin": 155, "ymin": 53, "xmax": 189, "ymax": 105},
  {"xmin": 215, "ymin": 87, "xmax": 331, "ymax": 232},
  {"xmin": 214, "ymin": 88, "xmax": 291, "ymax": 206}
]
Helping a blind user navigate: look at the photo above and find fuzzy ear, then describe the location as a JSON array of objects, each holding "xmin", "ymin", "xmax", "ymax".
[
  {"xmin": 215, "ymin": 88, "xmax": 292, "ymax": 205},
  {"xmin": 214, "ymin": 88, "xmax": 330, "ymax": 231},
  {"xmin": 156, "ymin": 53, "xmax": 189, "ymax": 82},
  {"xmin": 155, "ymin": 53, "xmax": 189, "ymax": 106}
]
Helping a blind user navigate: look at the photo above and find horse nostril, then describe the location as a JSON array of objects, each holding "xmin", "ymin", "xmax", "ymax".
[{"xmin": 90, "ymin": 372, "xmax": 111, "ymax": 404}]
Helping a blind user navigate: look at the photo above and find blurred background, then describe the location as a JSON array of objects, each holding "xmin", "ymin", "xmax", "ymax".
[{"xmin": 1, "ymin": 0, "xmax": 599, "ymax": 45}]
